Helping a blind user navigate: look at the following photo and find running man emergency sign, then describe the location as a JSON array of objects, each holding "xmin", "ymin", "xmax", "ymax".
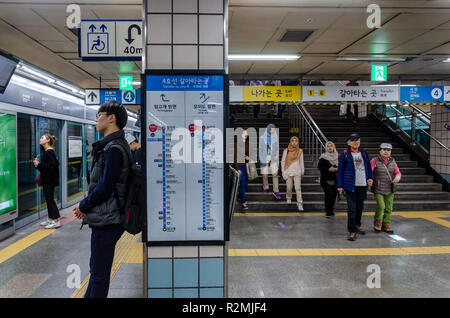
[{"xmin": 371, "ymin": 65, "xmax": 387, "ymax": 81}]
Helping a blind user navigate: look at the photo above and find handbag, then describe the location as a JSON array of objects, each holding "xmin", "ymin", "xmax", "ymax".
[
  {"xmin": 246, "ymin": 162, "xmax": 258, "ymax": 181},
  {"xmin": 35, "ymin": 174, "xmax": 42, "ymax": 186},
  {"xmin": 382, "ymin": 162, "xmax": 396, "ymax": 193}
]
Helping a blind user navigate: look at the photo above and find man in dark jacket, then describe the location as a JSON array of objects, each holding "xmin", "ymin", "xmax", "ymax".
[
  {"xmin": 337, "ymin": 133, "xmax": 374, "ymax": 241},
  {"xmin": 126, "ymin": 135, "xmax": 143, "ymax": 167},
  {"xmin": 73, "ymin": 101, "xmax": 131, "ymax": 298}
]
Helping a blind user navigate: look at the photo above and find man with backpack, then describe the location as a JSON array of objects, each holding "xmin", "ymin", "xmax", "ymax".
[
  {"xmin": 337, "ymin": 133, "xmax": 374, "ymax": 242},
  {"xmin": 73, "ymin": 101, "xmax": 132, "ymax": 298}
]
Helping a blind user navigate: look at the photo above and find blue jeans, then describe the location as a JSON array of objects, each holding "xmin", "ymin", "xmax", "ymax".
[
  {"xmin": 239, "ymin": 166, "xmax": 248, "ymax": 203},
  {"xmin": 84, "ymin": 223, "xmax": 124, "ymax": 298},
  {"xmin": 345, "ymin": 186, "xmax": 367, "ymax": 233}
]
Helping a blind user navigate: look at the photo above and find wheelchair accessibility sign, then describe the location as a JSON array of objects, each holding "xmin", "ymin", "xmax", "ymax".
[
  {"xmin": 80, "ymin": 19, "xmax": 142, "ymax": 61},
  {"xmin": 80, "ymin": 20, "xmax": 116, "ymax": 59}
]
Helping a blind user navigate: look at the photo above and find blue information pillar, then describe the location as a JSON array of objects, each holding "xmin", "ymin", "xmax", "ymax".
[{"xmin": 142, "ymin": 0, "xmax": 229, "ymax": 299}]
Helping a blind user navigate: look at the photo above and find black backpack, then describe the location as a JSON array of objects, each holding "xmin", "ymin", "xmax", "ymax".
[{"xmin": 110, "ymin": 144, "xmax": 146, "ymax": 235}]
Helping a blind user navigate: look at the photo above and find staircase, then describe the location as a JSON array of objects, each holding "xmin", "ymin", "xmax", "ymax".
[{"xmin": 230, "ymin": 104, "xmax": 450, "ymax": 213}]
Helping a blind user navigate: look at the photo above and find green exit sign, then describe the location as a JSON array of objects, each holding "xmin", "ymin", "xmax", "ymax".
[
  {"xmin": 371, "ymin": 65, "xmax": 387, "ymax": 81},
  {"xmin": 119, "ymin": 76, "xmax": 133, "ymax": 89}
]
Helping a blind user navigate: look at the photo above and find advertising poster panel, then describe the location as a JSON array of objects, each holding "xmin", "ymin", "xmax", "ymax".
[{"xmin": 0, "ymin": 112, "xmax": 17, "ymax": 216}]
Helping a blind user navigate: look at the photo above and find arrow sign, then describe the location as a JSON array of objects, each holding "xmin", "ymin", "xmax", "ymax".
[
  {"xmin": 88, "ymin": 91, "xmax": 97, "ymax": 102},
  {"xmin": 125, "ymin": 24, "xmax": 141, "ymax": 44},
  {"xmin": 100, "ymin": 24, "xmax": 108, "ymax": 32},
  {"xmin": 276, "ymin": 222, "xmax": 292, "ymax": 230},
  {"xmin": 160, "ymin": 94, "xmax": 169, "ymax": 102},
  {"xmin": 88, "ymin": 24, "xmax": 96, "ymax": 32}
]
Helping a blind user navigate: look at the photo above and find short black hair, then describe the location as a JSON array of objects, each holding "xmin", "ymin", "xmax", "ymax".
[{"xmin": 98, "ymin": 101, "xmax": 128, "ymax": 129}]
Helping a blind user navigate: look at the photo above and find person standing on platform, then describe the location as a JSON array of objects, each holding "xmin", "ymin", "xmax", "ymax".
[
  {"xmin": 371, "ymin": 143, "xmax": 401, "ymax": 234},
  {"xmin": 337, "ymin": 133, "xmax": 374, "ymax": 241},
  {"xmin": 318, "ymin": 141, "xmax": 339, "ymax": 217},
  {"xmin": 126, "ymin": 135, "xmax": 143, "ymax": 167},
  {"xmin": 73, "ymin": 101, "xmax": 131, "ymax": 298},
  {"xmin": 234, "ymin": 129, "xmax": 250, "ymax": 211},
  {"xmin": 259, "ymin": 123, "xmax": 281, "ymax": 200},
  {"xmin": 34, "ymin": 134, "xmax": 60, "ymax": 229},
  {"xmin": 281, "ymin": 136, "xmax": 305, "ymax": 211}
]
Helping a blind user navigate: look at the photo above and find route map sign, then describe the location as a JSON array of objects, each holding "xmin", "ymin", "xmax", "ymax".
[
  {"xmin": 80, "ymin": 20, "xmax": 143, "ymax": 61},
  {"xmin": 144, "ymin": 74, "xmax": 225, "ymax": 243}
]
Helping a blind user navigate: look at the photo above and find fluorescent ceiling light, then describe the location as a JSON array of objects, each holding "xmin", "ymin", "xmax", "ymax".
[
  {"xmin": 335, "ymin": 57, "xmax": 405, "ymax": 62},
  {"xmin": 443, "ymin": 58, "xmax": 450, "ymax": 62},
  {"xmin": 133, "ymin": 81, "xmax": 141, "ymax": 85},
  {"xmin": 10, "ymin": 75, "xmax": 29, "ymax": 84},
  {"xmin": 22, "ymin": 66, "xmax": 56, "ymax": 83},
  {"xmin": 78, "ymin": 90, "xmax": 86, "ymax": 96},
  {"xmin": 228, "ymin": 54, "xmax": 300, "ymax": 61}
]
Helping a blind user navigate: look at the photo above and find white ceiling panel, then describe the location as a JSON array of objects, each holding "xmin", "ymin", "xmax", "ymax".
[
  {"xmin": 330, "ymin": 12, "xmax": 396, "ymax": 30},
  {"xmin": 229, "ymin": 7, "xmax": 287, "ymax": 29},
  {"xmin": 360, "ymin": 29, "xmax": 425, "ymax": 44},
  {"xmin": 31, "ymin": 6, "xmax": 98, "ymax": 27},
  {"xmin": 247, "ymin": 61, "xmax": 288, "ymax": 74},
  {"xmin": 260, "ymin": 43, "xmax": 308, "ymax": 54},
  {"xmin": 229, "ymin": 41, "xmax": 267, "ymax": 53},
  {"xmin": 387, "ymin": 43, "xmax": 437, "ymax": 54},
  {"xmin": 426, "ymin": 43, "xmax": 450, "ymax": 54},
  {"xmin": 408, "ymin": 30, "xmax": 450, "ymax": 44},
  {"xmin": 280, "ymin": 11, "xmax": 342, "ymax": 29},
  {"xmin": 414, "ymin": 61, "xmax": 450, "ymax": 74},
  {"xmin": 383, "ymin": 13, "xmax": 450, "ymax": 30},
  {"xmin": 314, "ymin": 29, "xmax": 368, "ymax": 44},
  {"xmin": 17, "ymin": 26, "xmax": 69, "ymax": 42},
  {"xmin": 40, "ymin": 40, "xmax": 78, "ymax": 52},
  {"xmin": 229, "ymin": 27, "xmax": 275, "ymax": 43},
  {"xmin": 302, "ymin": 42, "xmax": 351, "ymax": 54},
  {"xmin": 341, "ymin": 43, "xmax": 396, "ymax": 54},
  {"xmin": 312, "ymin": 61, "xmax": 363, "ymax": 74},
  {"xmin": 90, "ymin": 6, "xmax": 141, "ymax": 19},
  {"xmin": 0, "ymin": 5, "xmax": 48, "ymax": 27},
  {"xmin": 436, "ymin": 21, "xmax": 450, "ymax": 29},
  {"xmin": 229, "ymin": 61, "xmax": 253, "ymax": 74},
  {"xmin": 388, "ymin": 59, "xmax": 441, "ymax": 74}
]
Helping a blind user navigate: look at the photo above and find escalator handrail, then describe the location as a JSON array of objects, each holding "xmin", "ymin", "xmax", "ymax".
[{"xmin": 383, "ymin": 105, "xmax": 450, "ymax": 153}]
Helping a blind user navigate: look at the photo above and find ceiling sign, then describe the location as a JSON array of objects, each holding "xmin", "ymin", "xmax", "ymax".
[
  {"xmin": 85, "ymin": 88, "xmax": 141, "ymax": 105},
  {"xmin": 80, "ymin": 20, "xmax": 142, "ymax": 61},
  {"xmin": 241, "ymin": 86, "xmax": 301, "ymax": 102},
  {"xmin": 400, "ymin": 86, "xmax": 444, "ymax": 102},
  {"xmin": 302, "ymin": 86, "xmax": 399, "ymax": 101}
]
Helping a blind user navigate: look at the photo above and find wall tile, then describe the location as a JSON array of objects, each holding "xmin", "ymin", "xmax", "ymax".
[
  {"xmin": 199, "ymin": 15, "xmax": 223, "ymax": 44},
  {"xmin": 147, "ymin": 0, "xmax": 172, "ymax": 13},
  {"xmin": 148, "ymin": 259, "xmax": 172, "ymax": 288},
  {"xmin": 147, "ymin": 14, "xmax": 172, "ymax": 44},
  {"xmin": 174, "ymin": 259, "xmax": 198, "ymax": 287},
  {"xmin": 173, "ymin": 15, "xmax": 198, "ymax": 44},
  {"xmin": 173, "ymin": 0, "xmax": 197, "ymax": 13},
  {"xmin": 147, "ymin": 45, "xmax": 172, "ymax": 69},
  {"xmin": 199, "ymin": 46, "xmax": 223, "ymax": 69}
]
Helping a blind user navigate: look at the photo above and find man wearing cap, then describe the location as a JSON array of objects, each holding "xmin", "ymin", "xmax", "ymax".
[
  {"xmin": 337, "ymin": 133, "xmax": 374, "ymax": 241},
  {"xmin": 370, "ymin": 143, "xmax": 401, "ymax": 234},
  {"xmin": 126, "ymin": 135, "xmax": 143, "ymax": 167}
]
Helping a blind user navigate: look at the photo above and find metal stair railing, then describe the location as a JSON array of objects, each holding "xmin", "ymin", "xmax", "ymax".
[
  {"xmin": 291, "ymin": 103, "xmax": 328, "ymax": 161},
  {"xmin": 375, "ymin": 104, "xmax": 450, "ymax": 157}
]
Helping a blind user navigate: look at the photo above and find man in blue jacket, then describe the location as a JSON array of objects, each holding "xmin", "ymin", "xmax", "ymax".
[
  {"xmin": 73, "ymin": 101, "xmax": 131, "ymax": 298},
  {"xmin": 337, "ymin": 133, "xmax": 374, "ymax": 241}
]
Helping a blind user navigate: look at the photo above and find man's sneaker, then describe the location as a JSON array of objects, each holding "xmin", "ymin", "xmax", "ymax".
[
  {"xmin": 374, "ymin": 220, "xmax": 382, "ymax": 232},
  {"xmin": 347, "ymin": 232, "xmax": 357, "ymax": 241},
  {"xmin": 273, "ymin": 192, "xmax": 281, "ymax": 200},
  {"xmin": 382, "ymin": 223, "xmax": 394, "ymax": 234},
  {"xmin": 45, "ymin": 221, "xmax": 61, "ymax": 229},
  {"xmin": 40, "ymin": 219, "xmax": 50, "ymax": 226},
  {"xmin": 286, "ymin": 199, "xmax": 292, "ymax": 204},
  {"xmin": 262, "ymin": 189, "xmax": 268, "ymax": 193},
  {"xmin": 356, "ymin": 226, "xmax": 366, "ymax": 235},
  {"xmin": 297, "ymin": 204, "xmax": 304, "ymax": 211},
  {"xmin": 242, "ymin": 203, "xmax": 249, "ymax": 211}
]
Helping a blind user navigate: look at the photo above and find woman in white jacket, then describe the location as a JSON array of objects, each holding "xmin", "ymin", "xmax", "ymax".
[{"xmin": 281, "ymin": 136, "xmax": 305, "ymax": 211}]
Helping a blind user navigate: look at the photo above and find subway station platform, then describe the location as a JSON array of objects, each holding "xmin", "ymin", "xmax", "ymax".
[{"xmin": 1, "ymin": 206, "xmax": 449, "ymax": 298}]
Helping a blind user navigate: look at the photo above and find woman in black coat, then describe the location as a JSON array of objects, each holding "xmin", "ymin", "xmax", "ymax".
[
  {"xmin": 318, "ymin": 141, "xmax": 339, "ymax": 217},
  {"xmin": 33, "ymin": 134, "xmax": 60, "ymax": 229}
]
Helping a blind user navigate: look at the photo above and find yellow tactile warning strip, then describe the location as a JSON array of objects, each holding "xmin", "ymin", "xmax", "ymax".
[
  {"xmin": 228, "ymin": 246, "xmax": 450, "ymax": 257},
  {"xmin": 234, "ymin": 211, "xmax": 450, "ymax": 229},
  {"xmin": 70, "ymin": 232, "xmax": 142, "ymax": 298},
  {"xmin": 0, "ymin": 229, "xmax": 55, "ymax": 264}
]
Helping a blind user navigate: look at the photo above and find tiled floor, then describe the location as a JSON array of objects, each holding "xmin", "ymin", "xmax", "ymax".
[{"xmin": 1, "ymin": 209, "xmax": 450, "ymax": 297}]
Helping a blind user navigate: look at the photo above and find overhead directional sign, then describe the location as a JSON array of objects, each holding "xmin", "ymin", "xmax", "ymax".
[
  {"xmin": 80, "ymin": 20, "xmax": 142, "ymax": 61},
  {"xmin": 85, "ymin": 88, "xmax": 141, "ymax": 105},
  {"xmin": 85, "ymin": 89, "xmax": 100, "ymax": 105},
  {"xmin": 400, "ymin": 86, "xmax": 444, "ymax": 102}
]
